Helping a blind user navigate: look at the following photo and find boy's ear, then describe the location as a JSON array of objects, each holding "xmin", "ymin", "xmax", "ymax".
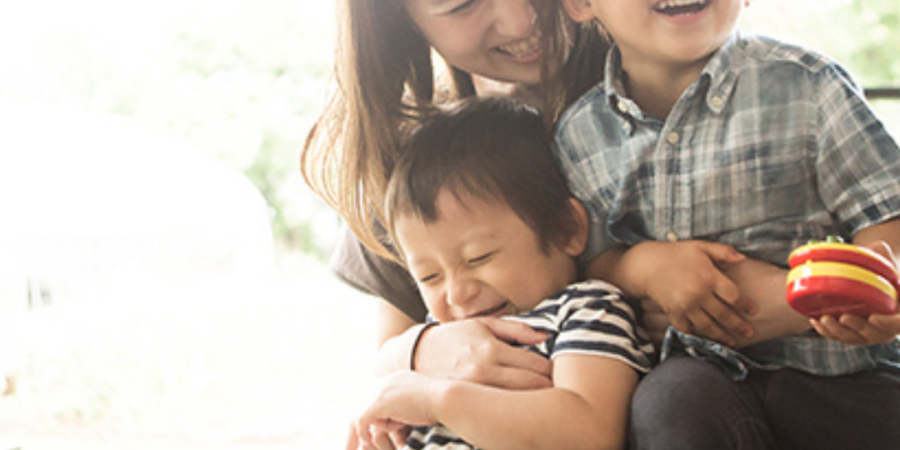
[
  {"xmin": 561, "ymin": 0, "xmax": 595, "ymax": 23},
  {"xmin": 563, "ymin": 198, "xmax": 590, "ymax": 257}
]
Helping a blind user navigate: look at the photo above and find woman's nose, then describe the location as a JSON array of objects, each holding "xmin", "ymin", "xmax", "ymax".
[{"xmin": 492, "ymin": 0, "xmax": 537, "ymax": 38}]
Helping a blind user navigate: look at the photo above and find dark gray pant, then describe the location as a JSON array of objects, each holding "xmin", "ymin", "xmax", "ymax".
[{"xmin": 629, "ymin": 355, "xmax": 900, "ymax": 450}]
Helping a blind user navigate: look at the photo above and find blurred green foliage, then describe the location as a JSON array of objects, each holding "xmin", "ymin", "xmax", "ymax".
[{"xmin": 1, "ymin": 0, "xmax": 897, "ymax": 260}]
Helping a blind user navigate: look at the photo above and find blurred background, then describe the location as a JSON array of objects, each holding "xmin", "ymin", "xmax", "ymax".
[{"xmin": 0, "ymin": 0, "xmax": 897, "ymax": 448}]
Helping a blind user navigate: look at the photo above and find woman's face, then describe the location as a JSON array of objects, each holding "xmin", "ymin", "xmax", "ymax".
[{"xmin": 404, "ymin": 0, "xmax": 543, "ymax": 87}]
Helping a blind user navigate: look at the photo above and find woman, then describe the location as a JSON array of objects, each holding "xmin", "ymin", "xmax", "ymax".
[{"xmin": 302, "ymin": 0, "xmax": 608, "ymax": 393}]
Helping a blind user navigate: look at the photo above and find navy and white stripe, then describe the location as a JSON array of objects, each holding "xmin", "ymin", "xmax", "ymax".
[{"xmin": 405, "ymin": 280, "xmax": 654, "ymax": 450}]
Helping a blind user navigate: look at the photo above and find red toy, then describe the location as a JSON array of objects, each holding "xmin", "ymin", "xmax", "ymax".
[{"xmin": 786, "ymin": 237, "xmax": 899, "ymax": 318}]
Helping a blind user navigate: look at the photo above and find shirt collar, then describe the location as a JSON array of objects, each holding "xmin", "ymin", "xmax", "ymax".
[{"xmin": 602, "ymin": 31, "xmax": 745, "ymax": 118}]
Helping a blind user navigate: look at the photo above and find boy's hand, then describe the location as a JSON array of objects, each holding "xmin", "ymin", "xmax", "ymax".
[
  {"xmin": 639, "ymin": 298, "xmax": 670, "ymax": 345},
  {"xmin": 811, "ymin": 239, "xmax": 900, "ymax": 346},
  {"xmin": 811, "ymin": 313, "xmax": 900, "ymax": 345},
  {"xmin": 634, "ymin": 241, "xmax": 756, "ymax": 346}
]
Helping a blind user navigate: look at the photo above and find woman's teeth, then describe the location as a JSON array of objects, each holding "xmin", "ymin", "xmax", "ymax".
[{"xmin": 497, "ymin": 30, "xmax": 542, "ymax": 57}]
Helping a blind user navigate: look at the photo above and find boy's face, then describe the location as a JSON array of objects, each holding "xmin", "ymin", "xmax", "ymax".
[
  {"xmin": 574, "ymin": 0, "xmax": 744, "ymax": 71},
  {"xmin": 395, "ymin": 189, "xmax": 580, "ymax": 323}
]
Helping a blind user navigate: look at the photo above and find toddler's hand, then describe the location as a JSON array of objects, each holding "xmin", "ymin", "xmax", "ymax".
[{"xmin": 352, "ymin": 371, "xmax": 441, "ymax": 450}]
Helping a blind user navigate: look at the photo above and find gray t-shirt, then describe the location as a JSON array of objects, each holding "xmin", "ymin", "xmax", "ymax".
[{"xmin": 330, "ymin": 228, "xmax": 426, "ymax": 322}]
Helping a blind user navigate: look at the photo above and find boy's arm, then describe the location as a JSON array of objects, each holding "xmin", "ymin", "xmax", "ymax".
[
  {"xmin": 354, "ymin": 356, "xmax": 637, "ymax": 450},
  {"xmin": 589, "ymin": 241, "xmax": 755, "ymax": 346},
  {"xmin": 811, "ymin": 218, "xmax": 900, "ymax": 345}
]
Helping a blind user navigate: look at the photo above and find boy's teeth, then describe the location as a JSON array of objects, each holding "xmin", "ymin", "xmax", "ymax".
[
  {"xmin": 498, "ymin": 30, "xmax": 542, "ymax": 57},
  {"xmin": 654, "ymin": 0, "xmax": 707, "ymax": 14}
]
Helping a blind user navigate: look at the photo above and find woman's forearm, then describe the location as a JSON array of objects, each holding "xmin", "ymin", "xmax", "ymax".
[{"xmin": 374, "ymin": 300, "xmax": 419, "ymax": 376}]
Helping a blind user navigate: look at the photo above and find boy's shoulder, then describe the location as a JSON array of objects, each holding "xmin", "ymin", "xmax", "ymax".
[{"xmin": 735, "ymin": 33, "xmax": 838, "ymax": 74}]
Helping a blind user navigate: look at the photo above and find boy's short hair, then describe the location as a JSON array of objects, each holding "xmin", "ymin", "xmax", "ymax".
[{"xmin": 385, "ymin": 97, "xmax": 578, "ymax": 257}]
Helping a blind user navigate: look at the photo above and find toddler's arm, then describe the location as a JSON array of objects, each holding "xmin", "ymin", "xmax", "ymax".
[{"xmin": 353, "ymin": 355, "xmax": 637, "ymax": 450}]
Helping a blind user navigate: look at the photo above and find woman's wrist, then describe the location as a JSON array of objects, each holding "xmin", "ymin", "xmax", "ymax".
[{"xmin": 410, "ymin": 322, "xmax": 439, "ymax": 371}]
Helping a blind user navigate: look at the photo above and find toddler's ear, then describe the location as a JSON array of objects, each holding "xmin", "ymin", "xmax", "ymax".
[
  {"xmin": 563, "ymin": 198, "xmax": 590, "ymax": 257},
  {"xmin": 561, "ymin": 0, "xmax": 595, "ymax": 23}
]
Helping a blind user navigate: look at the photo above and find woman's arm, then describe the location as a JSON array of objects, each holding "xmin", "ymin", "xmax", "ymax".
[{"xmin": 355, "ymin": 356, "xmax": 637, "ymax": 450}]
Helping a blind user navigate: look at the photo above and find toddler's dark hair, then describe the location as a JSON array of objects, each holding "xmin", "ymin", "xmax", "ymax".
[{"xmin": 385, "ymin": 97, "xmax": 579, "ymax": 257}]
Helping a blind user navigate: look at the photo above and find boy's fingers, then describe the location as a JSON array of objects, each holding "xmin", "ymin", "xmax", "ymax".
[
  {"xmin": 713, "ymin": 275, "xmax": 757, "ymax": 317},
  {"xmin": 841, "ymin": 315, "xmax": 896, "ymax": 344},
  {"xmin": 697, "ymin": 241, "xmax": 746, "ymax": 264},
  {"xmin": 685, "ymin": 308, "xmax": 739, "ymax": 347},
  {"xmin": 700, "ymin": 294, "xmax": 754, "ymax": 340},
  {"xmin": 869, "ymin": 313, "xmax": 900, "ymax": 336},
  {"xmin": 814, "ymin": 316, "xmax": 868, "ymax": 345}
]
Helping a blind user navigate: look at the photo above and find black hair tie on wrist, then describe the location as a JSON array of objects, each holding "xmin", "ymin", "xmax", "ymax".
[{"xmin": 410, "ymin": 322, "xmax": 439, "ymax": 371}]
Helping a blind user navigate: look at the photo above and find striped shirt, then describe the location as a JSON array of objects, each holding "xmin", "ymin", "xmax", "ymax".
[
  {"xmin": 553, "ymin": 32, "xmax": 900, "ymax": 380},
  {"xmin": 405, "ymin": 280, "xmax": 654, "ymax": 450}
]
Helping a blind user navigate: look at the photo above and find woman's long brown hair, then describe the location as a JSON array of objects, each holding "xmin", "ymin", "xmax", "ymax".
[{"xmin": 302, "ymin": 0, "xmax": 607, "ymax": 259}]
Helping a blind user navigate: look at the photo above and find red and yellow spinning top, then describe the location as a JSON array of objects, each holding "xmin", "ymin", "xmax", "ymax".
[{"xmin": 786, "ymin": 237, "xmax": 899, "ymax": 318}]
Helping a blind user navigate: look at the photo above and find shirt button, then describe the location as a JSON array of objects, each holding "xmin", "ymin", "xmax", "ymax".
[
  {"xmin": 710, "ymin": 95, "xmax": 723, "ymax": 108},
  {"xmin": 665, "ymin": 231, "xmax": 679, "ymax": 242},
  {"xmin": 617, "ymin": 100, "xmax": 629, "ymax": 113},
  {"xmin": 622, "ymin": 122, "xmax": 632, "ymax": 133},
  {"xmin": 666, "ymin": 131, "xmax": 680, "ymax": 145}
]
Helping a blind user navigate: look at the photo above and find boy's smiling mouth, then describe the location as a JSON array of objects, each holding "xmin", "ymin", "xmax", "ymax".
[{"xmin": 653, "ymin": 0, "xmax": 709, "ymax": 16}]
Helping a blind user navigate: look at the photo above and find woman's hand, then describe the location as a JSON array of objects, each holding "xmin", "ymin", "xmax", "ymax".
[{"xmin": 414, "ymin": 318, "xmax": 552, "ymax": 390}]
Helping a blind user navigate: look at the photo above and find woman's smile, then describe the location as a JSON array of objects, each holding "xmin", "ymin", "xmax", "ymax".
[{"xmin": 495, "ymin": 29, "xmax": 542, "ymax": 62}]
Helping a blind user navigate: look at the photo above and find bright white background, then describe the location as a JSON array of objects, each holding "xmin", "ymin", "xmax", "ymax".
[{"xmin": 0, "ymin": 0, "xmax": 895, "ymax": 449}]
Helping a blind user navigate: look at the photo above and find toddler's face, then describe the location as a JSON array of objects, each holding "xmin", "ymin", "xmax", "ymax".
[{"xmin": 395, "ymin": 188, "xmax": 578, "ymax": 323}]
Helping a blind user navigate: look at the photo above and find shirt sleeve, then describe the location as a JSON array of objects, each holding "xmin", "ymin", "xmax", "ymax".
[
  {"xmin": 552, "ymin": 282, "xmax": 655, "ymax": 373},
  {"xmin": 553, "ymin": 104, "xmax": 614, "ymax": 265},
  {"xmin": 815, "ymin": 62, "xmax": 900, "ymax": 234},
  {"xmin": 329, "ymin": 228, "xmax": 427, "ymax": 322}
]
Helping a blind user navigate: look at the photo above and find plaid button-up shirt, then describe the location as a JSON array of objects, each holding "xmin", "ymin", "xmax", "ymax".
[{"xmin": 554, "ymin": 32, "xmax": 900, "ymax": 379}]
